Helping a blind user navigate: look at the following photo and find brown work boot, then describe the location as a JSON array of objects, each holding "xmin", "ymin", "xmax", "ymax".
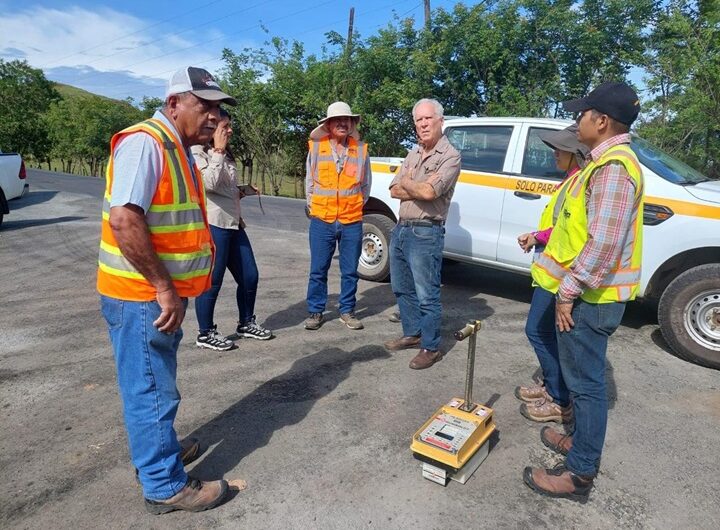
[
  {"xmin": 135, "ymin": 438, "xmax": 202, "ymax": 484},
  {"xmin": 409, "ymin": 348, "xmax": 445, "ymax": 370},
  {"xmin": 383, "ymin": 335, "xmax": 421, "ymax": 351},
  {"xmin": 523, "ymin": 466, "xmax": 593, "ymax": 503},
  {"xmin": 304, "ymin": 312, "xmax": 324, "ymax": 330},
  {"xmin": 145, "ymin": 477, "xmax": 228, "ymax": 514},
  {"xmin": 179, "ymin": 437, "xmax": 201, "ymax": 465},
  {"xmin": 514, "ymin": 383, "xmax": 551, "ymax": 403},
  {"xmin": 540, "ymin": 426, "xmax": 573, "ymax": 455},
  {"xmin": 520, "ymin": 398, "xmax": 573, "ymax": 423},
  {"xmin": 388, "ymin": 311, "xmax": 401, "ymax": 323}
]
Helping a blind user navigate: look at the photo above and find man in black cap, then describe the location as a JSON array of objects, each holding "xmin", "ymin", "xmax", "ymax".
[{"xmin": 523, "ymin": 81, "xmax": 644, "ymax": 502}]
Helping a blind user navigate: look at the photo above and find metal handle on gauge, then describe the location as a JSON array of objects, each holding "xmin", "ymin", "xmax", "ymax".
[{"xmin": 454, "ymin": 320, "xmax": 481, "ymax": 412}]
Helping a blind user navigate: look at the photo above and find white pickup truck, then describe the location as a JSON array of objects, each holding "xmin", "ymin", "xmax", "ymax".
[
  {"xmin": 359, "ymin": 117, "xmax": 720, "ymax": 370},
  {"xmin": 0, "ymin": 151, "xmax": 28, "ymax": 227}
]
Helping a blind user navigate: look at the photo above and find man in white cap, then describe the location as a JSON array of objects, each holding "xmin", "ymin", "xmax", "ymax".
[
  {"xmin": 304, "ymin": 101, "xmax": 372, "ymax": 330},
  {"xmin": 98, "ymin": 66, "xmax": 236, "ymax": 514}
]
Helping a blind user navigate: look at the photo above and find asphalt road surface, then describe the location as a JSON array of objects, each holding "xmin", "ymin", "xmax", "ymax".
[{"xmin": 1, "ymin": 170, "xmax": 719, "ymax": 529}]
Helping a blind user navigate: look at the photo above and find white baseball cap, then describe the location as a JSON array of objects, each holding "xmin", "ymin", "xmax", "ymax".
[{"xmin": 166, "ymin": 66, "xmax": 237, "ymax": 106}]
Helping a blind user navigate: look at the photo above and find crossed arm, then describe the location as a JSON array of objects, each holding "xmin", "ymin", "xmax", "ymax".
[{"xmin": 390, "ymin": 172, "xmax": 438, "ymax": 201}]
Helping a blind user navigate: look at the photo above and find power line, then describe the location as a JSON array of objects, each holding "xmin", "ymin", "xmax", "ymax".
[
  {"xmin": 63, "ymin": 0, "xmax": 336, "ymax": 88},
  {"xmin": 59, "ymin": 1, "xmax": 280, "ymax": 71},
  {"xmin": 39, "ymin": 0, "xmax": 225, "ymax": 68},
  {"xmin": 95, "ymin": 0, "xmax": 422, "ymax": 95},
  {"xmin": 92, "ymin": 0, "xmax": 424, "ymax": 100}
]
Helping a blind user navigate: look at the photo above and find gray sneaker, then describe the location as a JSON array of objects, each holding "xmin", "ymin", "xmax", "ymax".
[
  {"xmin": 339, "ymin": 312, "xmax": 364, "ymax": 330},
  {"xmin": 304, "ymin": 312, "xmax": 324, "ymax": 330},
  {"xmin": 388, "ymin": 311, "xmax": 401, "ymax": 323},
  {"xmin": 196, "ymin": 327, "xmax": 234, "ymax": 351}
]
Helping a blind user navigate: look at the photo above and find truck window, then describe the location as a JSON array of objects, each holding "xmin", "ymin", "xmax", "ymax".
[
  {"xmin": 631, "ymin": 136, "xmax": 713, "ymax": 185},
  {"xmin": 445, "ymin": 126, "xmax": 513, "ymax": 173},
  {"xmin": 522, "ymin": 128, "xmax": 565, "ymax": 180}
]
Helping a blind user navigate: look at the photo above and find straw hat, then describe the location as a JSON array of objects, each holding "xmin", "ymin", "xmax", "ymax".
[{"xmin": 310, "ymin": 101, "xmax": 361, "ymax": 140}]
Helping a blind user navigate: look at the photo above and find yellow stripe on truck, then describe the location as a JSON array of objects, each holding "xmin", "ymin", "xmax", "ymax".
[{"xmin": 371, "ymin": 161, "xmax": 720, "ymax": 221}]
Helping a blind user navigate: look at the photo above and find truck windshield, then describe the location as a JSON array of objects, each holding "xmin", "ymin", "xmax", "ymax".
[{"xmin": 631, "ymin": 137, "xmax": 712, "ymax": 185}]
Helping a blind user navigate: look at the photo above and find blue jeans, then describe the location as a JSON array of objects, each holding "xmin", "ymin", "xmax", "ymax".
[
  {"xmin": 195, "ymin": 225, "xmax": 259, "ymax": 332},
  {"xmin": 525, "ymin": 287, "xmax": 569, "ymax": 406},
  {"xmin": 100, "ymin": 295, "xmax": 189, "ymax": 500},
  {"xmin": 307, "ymin": 218, "xmax": 363, "ymax": 314},
  {"xmin": 558, "ymin": 299, "xmax": 625, "ymax": 477},
  {"xmin": 390, "ymin": 224, "xmax": 444, "ymax": 351}
]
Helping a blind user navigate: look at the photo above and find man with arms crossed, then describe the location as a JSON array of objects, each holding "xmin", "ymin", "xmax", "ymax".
[
  {"xmin": 98, "ymin": 67, "xmax": 236, "ymax": 514},
  {"xmin": 384, "ymin": 98, "xmax": 461, "ymax": 370}
]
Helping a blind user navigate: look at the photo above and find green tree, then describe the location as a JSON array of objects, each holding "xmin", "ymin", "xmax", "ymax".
[
  {"xmin": 0, "ymin": 59, "xmax": 59, "ymax": 160},
  {"xmin": 639, "ymin": 0, "xmax": 720, "ymax": 178}
]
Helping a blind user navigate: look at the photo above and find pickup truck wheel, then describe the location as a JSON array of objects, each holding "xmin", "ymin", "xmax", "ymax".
[
  {"xmin": 358, "ymin": 214, "xmax": 395, "ymax": 282},
  {"xmin": 658, "ymin": 264, "xmax": 720, "ymax": 370}
]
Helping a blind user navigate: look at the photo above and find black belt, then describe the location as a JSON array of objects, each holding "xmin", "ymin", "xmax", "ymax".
[{"xmin": 398, "ymin": 219, "xmax": 444, "ymax": 227}]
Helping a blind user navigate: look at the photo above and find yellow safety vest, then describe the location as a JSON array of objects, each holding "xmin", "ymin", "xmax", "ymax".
[
  {"xmin": 531, "ymin": 144, "xmax": 644, "ymax": 303},
  {"xmin": 97, "ymin": 118, "xmax": 213, "ymax": 301},
  {"xmin": 537, "ymin": 169, "xmax": 581, "ymax": 232}
]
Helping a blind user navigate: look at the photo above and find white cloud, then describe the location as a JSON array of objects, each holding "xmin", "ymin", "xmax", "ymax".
[{"xmin": 0, "ymin": 6, "xmax": 234, "ymax": 98}]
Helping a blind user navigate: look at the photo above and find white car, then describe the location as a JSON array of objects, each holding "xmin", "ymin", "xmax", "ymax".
[
  {"xmin": 0, "ymin": 151, "xmax": 28, "ymax": 227},
  {"xmin": 360, "ymin": 117, "xmax": 720, "ymax": 370}
]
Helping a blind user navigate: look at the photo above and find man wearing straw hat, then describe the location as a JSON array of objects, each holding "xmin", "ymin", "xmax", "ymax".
[{"xmin": 304, "ymin": 102, "xmax": 372, "ymax": 331}]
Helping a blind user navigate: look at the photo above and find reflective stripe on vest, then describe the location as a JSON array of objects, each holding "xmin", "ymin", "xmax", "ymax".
[
  {"xmin": 537, "ymin": 173, "xmax": 576, "ymax": 232},
  {"xmin": 531, "ymin": 144, "xmax": 644, "ymax": 303},
  {"xmin": 97, "ymin": 118, "xmax": 213, "ymax": 301},
  {"xmin": 308, "ymin": 136, "xmax": 367, "ymax": 223}
]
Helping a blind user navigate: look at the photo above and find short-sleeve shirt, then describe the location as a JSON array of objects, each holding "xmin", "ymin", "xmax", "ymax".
[
  {"xmin": 389, "ymin": 135, "xmax": 461, "ymax": 221},
  {"xmin": 109, "ymin": 111, "xmax": 197, "ymax": 213}
]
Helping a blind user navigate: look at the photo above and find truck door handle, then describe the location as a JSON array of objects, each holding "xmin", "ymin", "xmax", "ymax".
[{"xmin": 514, "ymin": 191, "xmax": 541, "ymax": 200}]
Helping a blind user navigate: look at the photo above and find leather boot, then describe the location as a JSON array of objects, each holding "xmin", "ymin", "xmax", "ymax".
[
  {"xmin": 523, "ymin": 466, "xmax": 593, "ymax": 503},
  {"xmin": 145, "ymin": 477, "xmax": 228, "ymax": 514}
]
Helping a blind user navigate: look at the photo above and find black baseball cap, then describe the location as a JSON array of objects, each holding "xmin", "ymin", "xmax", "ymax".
[
  {"xmin": 538, "ymin": 123, "xmax": 589, "ymax": 160},
  {"xmin": 562, "ymin": 81, "xmax": 640, "ymax": 126},
  {"xmin": 166, "ymin": 66, "xmax": 237, "ymax": 106}
]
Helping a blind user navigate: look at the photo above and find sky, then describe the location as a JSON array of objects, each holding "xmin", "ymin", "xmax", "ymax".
[{"xmin": 0, "ymin": 0, "xmax": 456, "ymax": 102}]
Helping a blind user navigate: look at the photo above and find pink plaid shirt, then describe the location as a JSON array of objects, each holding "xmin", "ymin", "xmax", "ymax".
[{"xmin": 558, "ymin": 133, "xmax": 638, "ymax": 301}]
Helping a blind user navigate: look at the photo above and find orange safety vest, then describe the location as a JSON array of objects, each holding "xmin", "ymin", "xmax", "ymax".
[
  {"xmin": 308, "ymin": 136, "xmax": 367, "ymax": 223},
  {"xmin": 97, "ymin": 118, "xmax": 213, "ymax": 301}
]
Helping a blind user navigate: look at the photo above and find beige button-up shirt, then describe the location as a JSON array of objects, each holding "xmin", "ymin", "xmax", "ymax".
[
  {"xmin": 191, "ymin": 146, "xmax": 245, "ymax": 230},
  {"xmin": 390, "ymin": 135, "xmax": 461, "ymax": 221}
]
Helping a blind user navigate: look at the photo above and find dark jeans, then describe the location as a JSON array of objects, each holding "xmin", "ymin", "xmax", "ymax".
[
  {"xmin": 525, "ymin": 287, "xmax": 569, "ymax": 406},
  {"xmin": 390, "ymin": 223, "xmax": 444, "ymax": 351},
  {"xmin": 558, "ymin": 299, "xmax": 626, "ymax": 477},
  {"xmin": 195, "ymin": 225, "xmax": 259, "ymax": 332},
  {"xmin": 306, "ymin": 218, "xmax": 363, "ymax": 314}
]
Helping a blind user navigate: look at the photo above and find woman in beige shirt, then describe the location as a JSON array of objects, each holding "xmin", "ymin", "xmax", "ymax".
[{"xmin": 192, "ymin": 108, "xmax": 272, "ymax": 349}]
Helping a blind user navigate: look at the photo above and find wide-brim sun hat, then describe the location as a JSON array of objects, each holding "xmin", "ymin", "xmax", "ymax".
[
  {"xmin": 310, "ymin": 101, "xmax": 361, "ymax": 140},
  {"xmin": 538, "ymin": 123, "xmax": 589, "ymax": 160}
]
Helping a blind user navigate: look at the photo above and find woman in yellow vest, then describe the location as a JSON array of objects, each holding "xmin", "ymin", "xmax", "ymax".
[{"xmin": 515, "ymin": 124, "xmax": 588, "ymax": 423}]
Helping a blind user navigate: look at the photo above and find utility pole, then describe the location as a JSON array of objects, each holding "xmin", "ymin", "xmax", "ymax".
[
  {"xmin": 346, "ymin": 7, "xmax": 355, "ymax": 59},
  {"xmin": 342, "ymin": 7, "xmax": 355, "ymax": 101},
  {"xmin": 424, "ymin": 0, "xmax": 431, "ymax": 29}
]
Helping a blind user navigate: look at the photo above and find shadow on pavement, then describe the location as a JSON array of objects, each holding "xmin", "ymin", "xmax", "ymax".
[
  {"xmin": 262, "ymin": 283, "xmax": 397, "ymax": 333},
  {"xmin": 187, "ymin": 344, "xmax": 391, "ymax": 479},
  {"xmin": 1, "ymin": 216, "xmax": 86, "ymax": 231},
  {"xmin": 8, "ymin": 190, "xmax": 58, "ymax": 210}
]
